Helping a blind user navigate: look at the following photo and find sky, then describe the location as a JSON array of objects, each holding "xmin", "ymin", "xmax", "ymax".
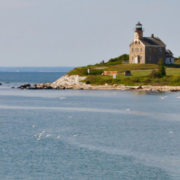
[{"xmin": 0, "ymin": 0, "xmax": 179, "ymax": 67}]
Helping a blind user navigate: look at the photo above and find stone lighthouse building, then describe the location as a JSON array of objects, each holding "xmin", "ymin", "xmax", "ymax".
[{"xmin": 129, "ymin": 22, "xmax": 174, "ymax": 64}]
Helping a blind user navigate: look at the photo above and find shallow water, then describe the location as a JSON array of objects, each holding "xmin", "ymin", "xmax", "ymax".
[{"xmin": 0, "ymin": 73, "xmax": 180, "ymax": 179}]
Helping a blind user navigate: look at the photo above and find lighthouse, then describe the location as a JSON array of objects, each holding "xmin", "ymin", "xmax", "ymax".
[{"xmin": 134, "ymin": 22, "xmax": 143, "ymax": 41}]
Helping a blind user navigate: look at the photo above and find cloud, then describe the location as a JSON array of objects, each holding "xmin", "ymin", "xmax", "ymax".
[{"xmin": 0, "ymin": 0, "xmax": 37, "ymax": 9}]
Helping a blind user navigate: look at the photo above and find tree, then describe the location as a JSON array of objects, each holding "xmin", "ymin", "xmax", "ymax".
[{"xmin": 158, "ymin": 59, "xmax": 166, "ymax": 77}]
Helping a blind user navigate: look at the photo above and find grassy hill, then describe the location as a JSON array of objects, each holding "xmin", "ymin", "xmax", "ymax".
[{"xmin": 68, "ymin": 55, "xmax": 180, "ymax": 86}]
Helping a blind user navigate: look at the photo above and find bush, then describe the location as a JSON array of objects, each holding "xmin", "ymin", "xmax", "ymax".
[
  {"xmin": 158, "ymin": 59, "xmax": 166, "ymax": 77},
  {"xmin": 150, "ymin": 70, "xmax": 162, "ymax": 78},
  {"xmin": 106, "ymin": 54, "xmax": 129, "ymax": 65},
  {"xmin": 175, "ymin": 57, "xmax": 180, "ymax": 64},
  {"xmin": 149, "ymin": 59, "xmax": 166, "ymax": 78},
  {"xmin": 88, "ymin": 69, "xmax": 103, "ymax": 75}
]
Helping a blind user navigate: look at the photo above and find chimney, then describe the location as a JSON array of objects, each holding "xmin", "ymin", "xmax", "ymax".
[{"xmin": 151, "ymin": 34, "xmax": 154, "ymax": 38}]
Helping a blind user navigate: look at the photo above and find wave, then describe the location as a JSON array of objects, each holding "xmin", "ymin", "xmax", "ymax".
[
  {"xmin": 0, "ymin": 105, "xmax": 180, "ymax": 122},
  {"xmin": 63, "ymin": 137, "xmax": 180, "ymax": 178},
  {"xmin": 0, "ymin": 105, "xmax": 148, "ymax": 115}
]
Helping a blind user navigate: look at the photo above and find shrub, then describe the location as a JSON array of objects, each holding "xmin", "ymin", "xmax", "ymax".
[
  {"xmin": 175, "ymin": 57, "xmax": 180, "ymax": 64},
  {"xmin": 88, "ymin": 69, "xmax": 103, "ymax": 75},
  {"xmin": 106, "ymin": 54, "xmax": 129, "ymax": 65},
  {"xmin": 150, "ymin": 70, "xmax": 162, "ymax": 78},
  {"xmin": 158, "ymin": 59, "xmax": 166, "ymax": 77},
  {"xmin": 149, "ymin": 59, "xmax": 166, "ymax": 78}
]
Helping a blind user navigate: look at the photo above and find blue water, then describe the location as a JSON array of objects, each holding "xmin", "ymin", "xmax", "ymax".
[
  {"xmin": 0, "ymin": 73, "xmax": 180, "ymax": 180},
  {"xmin": 0, "ymin": 72, "xmax": 66, "ymax": 84}
]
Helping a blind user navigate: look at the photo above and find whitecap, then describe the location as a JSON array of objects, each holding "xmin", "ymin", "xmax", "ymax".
[
  {"xmin": 36, "ymin": 130, "xmax": 46, "ymax": 141},
  {"xmin": 56, "ymin": 136, "xmax": 61, "ymax": 139},
  {"xmin": 160, "ymin": 96, "xmax": 167, "ymax": 100},
  {"xmin": 46, "ymin": 134, "xmax": 52, "ymax": 138},
  {"xmin": 169, "ymin": 130, "xmax": 174, "ymax": 134},
  {"xmin": 59, "ymin": 96, "xmax": 66, "ymax": 100}
]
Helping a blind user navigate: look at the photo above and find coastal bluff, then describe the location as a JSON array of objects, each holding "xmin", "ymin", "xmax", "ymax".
[
  {"xmin": 18, "ymin": 74, "xmax": 180, "ymax": 92},
  {"xmin": 51, "ymin": 75, "xmax": 180, "ymax": 92}
]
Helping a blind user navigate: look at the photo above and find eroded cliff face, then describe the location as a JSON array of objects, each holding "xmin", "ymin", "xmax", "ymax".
[{"xmin": 51, "ymin": 75, "xmax": 86, "ymax": 89}]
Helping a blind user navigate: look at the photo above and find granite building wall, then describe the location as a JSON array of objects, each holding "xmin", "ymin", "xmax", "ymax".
[
  {"xmin": 145, "ymin": 46, "xmax": 166, "ymax": 64},
  {"xmin": 129, "ymin": 42, "xmax": 145, "ymax": 64}
]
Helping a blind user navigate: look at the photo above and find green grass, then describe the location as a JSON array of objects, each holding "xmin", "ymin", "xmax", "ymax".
[
  {"xmin": 68, "ymin": 64, "xmax": 158, "ymax": 76},
  {"xmin": 83, "ymin": 75, "xmax": 180, "ymax": 86},
  {"xmin": 67, "ymin": 57, "xmax": 180, "ymax": 86},
  {"xmin": 131, "ymin": 70, "xmax": 152, "ymax": 77},
  {"xmin": 105, "ymin": 64, "xmax": 158, "ymax": 72},
  {"xmin": 166, "ymin": 68, "xmax": 180, "ymax": 76}
]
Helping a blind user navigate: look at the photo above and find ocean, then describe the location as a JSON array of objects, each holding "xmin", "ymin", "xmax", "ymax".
[{"xmin": 0, "ymin": 72, "xmax": 180, "ymax": 180}]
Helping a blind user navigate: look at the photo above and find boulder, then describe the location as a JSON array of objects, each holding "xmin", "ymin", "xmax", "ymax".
[
  {"xmin": 51, "ymin": 75, "xmax": 86, "ymax": 89},
  {"xmin": 124, "ymin": 71, "xmax": 131, "ymax": 76},
  {"xmin": 137, "ymin": 85, "xmax": 143, "ymax": 89},
  {"xmin": 18, "ymin": 83, "xmax": 31, "ymax": 89},
  {"xmin": 29, "ymin": 83, "xmax": 53, "ymax": 90}
]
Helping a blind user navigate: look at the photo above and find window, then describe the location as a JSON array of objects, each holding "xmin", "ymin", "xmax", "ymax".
[{"xmin": 132, "ymin": 48, "xmax": 134, "ymax": 52}]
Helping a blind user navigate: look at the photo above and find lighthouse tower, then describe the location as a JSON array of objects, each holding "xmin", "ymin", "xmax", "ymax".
[{"xmin": 134, "ymin": 22, "xmax": 143, "ymax": 41}]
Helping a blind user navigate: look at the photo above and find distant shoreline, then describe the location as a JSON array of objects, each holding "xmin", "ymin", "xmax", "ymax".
[{"xmin": 0, "ymin": 67, "xmax": 74, "ymax": 72}]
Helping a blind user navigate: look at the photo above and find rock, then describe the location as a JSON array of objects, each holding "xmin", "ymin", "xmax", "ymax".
[
  {"xmin": 170, "ymin": 89, "xmax": 178, "ymax": 92},
  {"xmin": 113, "ymin": 84, "xmax": 118, "ymax": 87},
  {"xmin": 128, "ymin": 87, "xmax": 136, "ymax": 90},
  {"xmin": 29, "ymin": 83, "xmax": 53, "ymax": 90},
  {"xmin": 51, "ymin": 75, "xmax": 86, "ymax": 89},
  {"xmin": 0, "ymin": 82, "xmax": 2, "ymax": 86},
  {"xmin": 18, "ymin": 83, "xmax": 31, "ymax": 89},
  {"xmin": 137, "ymin": 85, "xmax": 143, "ymax": 89},
  {"xmin": 124, "ymin": 71, "xmax": 131, "ymax": 76},
  {"xmin": 18, "ymin": 82, "xmax": 54, "ymax": 90}
]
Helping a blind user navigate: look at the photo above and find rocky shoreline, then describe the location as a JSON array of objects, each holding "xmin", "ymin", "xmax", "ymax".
[{"xmin": 17, "ymin": 75, "xmax": 180, "ymax": 92}]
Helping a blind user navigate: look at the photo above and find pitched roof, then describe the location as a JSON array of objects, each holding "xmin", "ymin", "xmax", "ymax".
[
  {"xmin": 166, "ymin": 49, "xmax": 173, "ymax": 55},
  {"xmin": 166, "ymin": 49, "xmax": 173, "ymax": 57},
  {"xmin": 140, "ymin": 37, "xmax": 166, "ymax": 47}
]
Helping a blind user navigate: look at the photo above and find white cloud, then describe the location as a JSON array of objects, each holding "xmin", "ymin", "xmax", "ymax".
[{"xmin": 0, "ymin": 0, "xmax": 37, "ymax": 9}]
